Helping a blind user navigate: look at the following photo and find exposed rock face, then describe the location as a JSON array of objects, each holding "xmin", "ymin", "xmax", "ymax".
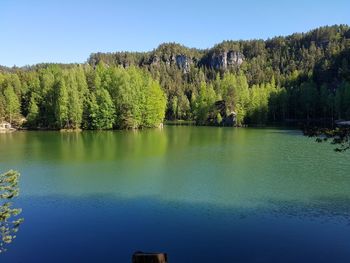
[
  {"xmin": 227, "ymin": 51, "xmax": 244, "ymax": 67},
  {"xmin": 205, "ymin": 100, "xmax": 237, "ymax": 126},
  {"xmin": 150, "ymin": 55, "xmax": 160, "ymax": 66},
  {"xmin": 223, "ymin": 112, "xmax": 236, "ymax": 126},
  {"xmin": 175, "ymin": 55, "xmax": 191, "ymax": 73},
  {"xmin": 210, "ymin": 52, "xmax": 227, "ymax": 70},
  {"xmin": 214, "ymin": 100, "xmax": 227, "ymax": 118},
  {"xmin": 210, "ymin": 50, "xmax": 244, "ymax": 70},
  {"xmin": 150, "ymin": 54, "xmax": 192, "ymax": 73}
]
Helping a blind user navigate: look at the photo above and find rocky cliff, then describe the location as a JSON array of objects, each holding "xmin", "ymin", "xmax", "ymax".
[
  {"xmin": 202, "ymin": 100, "xmax": 237, "ymax": 126},
  {"xmin": 88, "ymin": 43, "xmax": 245, "ymax": 72},
  {"xmin": 150, "ymin": 53, "xmax": 192, "ymax": 73},
  {"xmin": 175, "ymin": 55, "xmax": 191, "ymax": 73},
  {"xmin": 206, "ymin": 50, "xmax": 244, "ymax": 70}
]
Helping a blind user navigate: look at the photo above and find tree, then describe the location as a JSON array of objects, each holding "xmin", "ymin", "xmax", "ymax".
[
  {"xmin": 247, "ymin": 83, "xmax": 272, "ymax": 124},
  {"xmin": 143, "ymin": 80, "xmax": 167, "ymax": 127},
  {"xmin": 0, "ymin": 170, "xmax": 24, "ymax": 253},
  {"xmin": 217, "ymin": 73, "xmax": 249, "ymax": 125},
  {"xmin": 65, "ymin": 70, "xmax": 83, "ymax": 129},
  {"xmin": 3, "ymin": 85, "xmax": 20, "ymax": 124},
  {"xmin": 216, "ymin": 112, "xmax": 223, "ymax": 125},
  {"xmin": 300, "ymin": 81, "xmax": 318, "ymax": 121},
  {"xmin": 170, "ymin": 96, "xmax": 178, "ymax": 120},
  {"xmin": 38, "ymin": 68, "xmax": 56, "ymax": 127},
  {"xmin": 92, "ymin": 88, "xmax": 116, "ymax": 129},
  {"xmin": 304, "ymin": 127, "xmax": 350, "ymax": 152},
  {"xmin": 343, "ymin": 82, "xmax": 350, "ymax": 119},
  {"xmin": 1, "ymin": 25, "xmax": 350, "ymax": 130},
  {"xmin": 0, "ymin": 95, "xmax": 5, "ymax": 121},
  {"xmin": 54, "ymin": 76, "xmax": 69, "ymax": 129},
  {"xmin": 234, "ymin": 73, "xmax": 250, "ymax": 125},
  {"xmin": 177, "ymin": 93, "xmax": 191, "ymax": 120},
  {"xmin": 194, "ymin": 82, "xmax": 216, "ymax": 124},
  {"xmin": 26, "ymin": 94, "xmax": 39, "ymax": 127}
]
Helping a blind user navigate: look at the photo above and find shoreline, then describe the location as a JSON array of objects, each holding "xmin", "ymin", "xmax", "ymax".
[
  {"xmin": 2, "ymin": 119, "xmax": 340, "ymax": 133},
  {"xmin": 3, "ymin": 125, "xmax": 305, "ymax": 133}
]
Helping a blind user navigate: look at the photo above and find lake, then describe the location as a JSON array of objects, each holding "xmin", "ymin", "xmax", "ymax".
[{"xmin": 1, "ymin": 126, "xmax": 350, "ymax": 263}]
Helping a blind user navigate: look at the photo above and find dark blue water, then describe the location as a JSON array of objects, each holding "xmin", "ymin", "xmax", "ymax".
[{"xmin": 4, "ymin": 196, "xmax": 350, "ymax": 263}]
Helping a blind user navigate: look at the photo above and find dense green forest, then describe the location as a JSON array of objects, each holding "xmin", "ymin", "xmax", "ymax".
[
  {"xmin": 1, "ymin": 25, "xmax": 350, "ymax": 129},
  {"xmin": 0, "ymin": 65, "xmax": 166, "ymax": 129}
]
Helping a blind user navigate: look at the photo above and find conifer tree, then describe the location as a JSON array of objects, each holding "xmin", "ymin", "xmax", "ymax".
[
  {"xmin": 54, "ymin": 76, "xmax": 69, "ymax": 129},
  {"xmin": 3, "ymin": 85, "xmax": 20, "ymax": 124}
]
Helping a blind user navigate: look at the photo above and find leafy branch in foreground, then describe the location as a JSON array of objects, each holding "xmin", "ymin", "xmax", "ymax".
[
  {"xmin": 304, "ymin": 127, "xmax": 350, "ymax": 152},
  {"xmin": 0, "ymin": 170, "xmax": 24, "ymax": 253}
]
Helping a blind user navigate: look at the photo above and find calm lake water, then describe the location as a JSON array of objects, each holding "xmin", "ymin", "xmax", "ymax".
[{"xmin": 1, "ymin": 126, "xmax": 350, "ymax": 263}]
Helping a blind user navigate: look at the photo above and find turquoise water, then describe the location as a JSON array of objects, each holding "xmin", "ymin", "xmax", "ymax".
[{"xmin": 1, "ymin": 127, "xmax": 350, "ymax": 262}]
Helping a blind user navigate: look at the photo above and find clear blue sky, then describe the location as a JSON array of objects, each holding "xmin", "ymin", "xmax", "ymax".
[{"xmin": 1, "ymin": 0, "xmax": 349, "ymax": 67}]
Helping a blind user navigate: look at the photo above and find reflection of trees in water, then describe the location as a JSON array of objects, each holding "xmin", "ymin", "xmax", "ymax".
[{"xmin": 0, "ymin": 170, "xmax": 23, "ymax": 253}]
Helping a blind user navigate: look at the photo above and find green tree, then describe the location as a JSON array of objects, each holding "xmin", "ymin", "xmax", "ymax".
[
  {"xmin": 0, "ymin": 170, "xmax": 24, "ymax": 253},
  {"xmin": 194, "ymin": 82, "xmax": 216, "ymax": 124},
  {"xmin": 54, "ymin": 76, "xmax": 69, "ymax": 129},
  {"xmin": 216, "ymin": 112, "xmax": 223, "ymax": 125},
  {"xmin": 3, "ymin": 85, "xmax": 20, "ymax": 124},
  {"xmin": 177, "ymin": 93, "xmax": 191, "ymax": 120},
  {"xmin": 300, "ymin": 81, "xmax": 318, "ymax": 121},
  {"xmin": 143, "ymin": 80, "xmax": 167, "ymax": 127},
  {"xmin": 0, "ymin": 95, "xmax": 5, "ymax": 121},
  {"xmin": 94, "ymin": 88, "xmax": 116, "ymax": 129},
  {"xmin": 342, "ymin": 82, "xmax": 350, "ymax": 119},
  {"xmin": 65, "ymin": 70, "xmax": 83, "ymax": 129},
  {"xmin": 26, "ymin": 94, "xmax": 39, "ymax": 127}
]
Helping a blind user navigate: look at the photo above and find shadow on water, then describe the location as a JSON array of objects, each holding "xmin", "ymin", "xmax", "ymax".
[{"xmin": 2, "ymin": 192, "xmax": 350, "ymax": 263}]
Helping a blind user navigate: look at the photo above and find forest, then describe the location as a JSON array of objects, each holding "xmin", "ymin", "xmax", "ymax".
[{"xmin": 0, "ymin": 25, "xmax": 350, "ymax": 130}]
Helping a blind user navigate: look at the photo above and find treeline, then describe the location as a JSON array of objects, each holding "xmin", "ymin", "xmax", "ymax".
[
  {"xmin": 89, "ymin": 25, "xmax": 350, "ymax": 126},
  {"xmin": 0, "ymin": 65, "xmax": 166, "ymax": 129},
  {"xmin": 1, "ymin": 25, "xmax": 350, "ymax": 129},
  {"xmin": 184, "ymin": 73, "xmax": 350, "ymax": 126}
]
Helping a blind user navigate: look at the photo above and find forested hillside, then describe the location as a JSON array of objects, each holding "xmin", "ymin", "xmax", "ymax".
[
  {"xmin": 0, "ymin": 65, "xmax": 166, "ymax": 129},
  {"xmin": 1, "ymin": 25, "xmax": 350, "ymax": 129}
]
